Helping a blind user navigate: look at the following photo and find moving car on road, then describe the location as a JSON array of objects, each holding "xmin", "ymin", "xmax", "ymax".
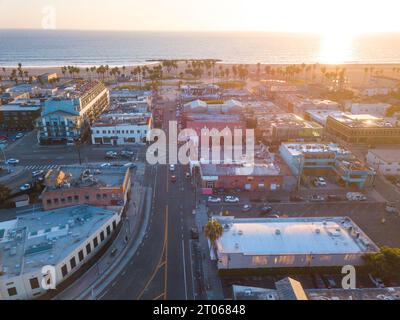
[
  {"xmin": 171, "ymin": 175, "xmax": 177, "ymax": 182},
  {"xmin": 32, "ymin": 170, "xmax": 45, "ymax": 177},
  {"xmin": 100, "ymin": 163, "xmax": 112, "ymax": 168},
  {"xmin": 15, "ymin": 133, "xmax": 24, "ymax": 139},
  {"xmin": 20, "ymin": 183, "xmax": 31, "ymax": 192},
  {"xmin": 169, "ymin": 164, "xmax": 175, "ymax": 172},
  {"xmin": 346, "ymin": 192, "xmax": 367, "ymax": 201},
  {"xmin": 5, "ymin": 158, "xmax": 20, "ymax": 165}
]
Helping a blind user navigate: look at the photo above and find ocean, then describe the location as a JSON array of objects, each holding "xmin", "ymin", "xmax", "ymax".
[{"xmin": 1, "ymin": 30, "xmax": 400, "ymax": 67}]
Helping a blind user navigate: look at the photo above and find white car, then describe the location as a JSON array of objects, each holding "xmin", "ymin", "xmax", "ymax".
[
  {"xmin": 15, "ymin": 133, "xmax": 24, "ymax": 139},
  {"xmin": 100, "ymin": 163, "xmax": 112, "ymax": 168},
  {"xmin": 6, "ymin": 158, "xmax": 20, "ymax": 165},
  {"xmin": 20, "ymin": 183, "xmax": 31, "ymax": 191},
  {"xmin": 32, "ymin": 170, "xmax": 45, "ymax": 177},
  {"xmin": 314, "ymin": 177, "xmax": 327, "ymax": 187},
  {"xmin": 169, "ymin": 164, "xmax": 175, "ymax": 172},
  {"xmin": 224, "ymin": 196, "xmax": 240, "ymax": 203},
  {"xmin": 124, "ymin": 162, "xmax": 137, "ymax": 168},
  {"xmin": 207, "ymin": 196, "xmax": 222, "ymax": 203}
]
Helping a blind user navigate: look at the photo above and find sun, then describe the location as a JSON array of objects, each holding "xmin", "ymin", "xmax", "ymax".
[{"xmin": 317, "ymin": 30, "xmax": 354, "ymax": 64}]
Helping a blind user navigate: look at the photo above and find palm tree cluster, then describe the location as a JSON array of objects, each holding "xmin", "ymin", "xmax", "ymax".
[
  {"xmin": 7, "ymin": 63, "xmax": 30, "ymax": 84},
  {"xmin": 204, "ymin": 219, "xmax": 224, "ymax": 255},
  {"xmin": 61, "ymin": 66, "xmax": 81, "ymax": 79}
]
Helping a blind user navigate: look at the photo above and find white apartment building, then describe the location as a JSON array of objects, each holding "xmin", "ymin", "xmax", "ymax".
[
  {"xmin": 367, "ymin": 149, "xmax": 400, "ymax": 175},
  {"xmin": 91, "ymin": 113, "xmax": 152, "ymax": 145},
  {"xmin": 0, "ymin": 205, "xmax": 121, "ymax": 300}
]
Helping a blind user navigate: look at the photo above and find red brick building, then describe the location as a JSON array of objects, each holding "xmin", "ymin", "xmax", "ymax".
[
  {"xmin": 41, "ymin": 166, "xmax": 131, "ymax": 211},
  {"xmin": 199, "ymin": 163, "xmax": 284, "ymax": 192}
]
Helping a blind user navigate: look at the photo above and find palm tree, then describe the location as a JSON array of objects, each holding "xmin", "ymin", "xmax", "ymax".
[
  {"xmin": 0, "ymin": 184, "xmax": 11, "ymax": 204},
  {"xmin": 204, "ymin": 219, "xmax": 224, "ymax": 255}
]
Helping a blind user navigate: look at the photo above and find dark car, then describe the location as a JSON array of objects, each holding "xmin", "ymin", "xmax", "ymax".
[
  {"xmin": 259, "ymin": 205, "xmax": 273, "ymax": 215},
  {"xmin": 190, "ymin": 227, "xmax": 199, "ymax": 240},
  {"xmin": 290, "ymin": 195, "xmax": 304, "ymax": 202}
]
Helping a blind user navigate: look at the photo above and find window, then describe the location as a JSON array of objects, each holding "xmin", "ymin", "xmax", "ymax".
[
  {"xmin": 30, "ymin": 278, "xmax": 40, "ymax": 290},
  {"xmin": 86, "ymin": 243, "xmax": 92, "ymax": 255},
  {"xmin": 96, "ymin": 194, "xmax": 101, "ymax": 200},
  {"xmin": 100, "ymin": 231, "xmax": 105, "ymax": 242},
  {"xmin": 78, "ymin": 250, "xmax": 84, "ymax": 262},
  {"xmin": 112, "ymin": 221, "xmax": 117, "ymax": 230},
  {"xmin": 93, "ymin": 237, "xmax": 99, "ymax": 248},
  {"xmin": 102, "ymin": 194, "xmax": 107, "ymax": 199},
  {"xmin": 106, "ymin": 225, "xmax": 111, "ymax": 236},
  {"xmin": 7, "ymin": 287, "xmax": 17, "ymax": 297},
  {"xmin": 54, "ymin": 198, "xmax": 59, "ymax": 204},
  {"xmin": 47, "ymin": 199, "xmax": 52, "ymax": 205},
  {"xmin": 67, "ymin": 196, "xmax": 73, "ymax": 202},
  {"xmin": 70, "ymin": 257, "xmax": 77, "ymax": 269},
  {"xmin": 74, "ymin": 195, "xmax": 79, "ymax": 201},
  {"xmin": 85, "ymin": 195, "xmax": 90, "ymax": 200},
  {"xmin": 61, "ymin": 265, "xmax": 68, "ymax": 278}
]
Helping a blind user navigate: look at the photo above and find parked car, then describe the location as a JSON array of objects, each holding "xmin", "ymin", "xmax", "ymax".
[
  {"xmin": 5, "ymin": 158, "xmax": 20, "ymax": 165},
  {"xmin": 100, "ymin": 163, "xmax": 112, "ymax": 168},
  {"xmin": 267, "ymin": 214, "xmax": 280, "ymax": 219},
  {"xmin": 346, "ymin": 192, "xmax": 367, "ymax": 201},
  {"xmin": 314, "ymin": 177, "xmax": 327, "ymax": 187},
  {"xmin": 207, "ymin": 196, "xmax": 222, "ymax": 203},
  {"xmin": 290, "ymin": 195, "xmax": 304, "ymax": 202},
  {"xmin": 32, "ymin": 170, "xmax": 45, "ymax": 177},
  {"xmin": 185, "ymin": 172, "xmax": 190, "ymax": 178},
  {"xmin": 105, "ymin": 151, "xmax": 117, "ymax": 159},
  {"xmin": 224, "ymin": 195, "xmax": 240, "ymax": 203},
  {"xmin": 259, "ymin": 205, "xmax": 273, "ymax": 215},
  {"xmin": 20, "ymin": 183, "xmax": 31, "ymax": 192},
  {"xmin": 386, "ymin": 203, "xmax": 399, "ymax": 214},
  {"xmin": 15, "ymin": 133, "xmax": 24, "ymax": 139},
  {"xmin": 242, "ymin": 204, "xmax": 252, "ymax": 212},
  {"xmin": 310, "ymin": 195, "xmax": 326, "ymax": 202}
]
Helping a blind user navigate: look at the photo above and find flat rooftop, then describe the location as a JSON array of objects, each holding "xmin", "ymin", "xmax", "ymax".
[
  {"xmin": 44, "ymin": 166, "xmax": 128, "ymax": 191},
  {"xmin": 215, "ymin": 217, "xmax": 378, "ymax": 256},
  {"xmin": 201, "ymin": 163, "xmax": 281, "ymax": 177},
  {"xmin": 93, "ymin": 114, "xmax": 151, "ymax": 127},
  {"xmin": 329, "ymin": 113, "xmax": 399, "ymax": 128},
  {"xmin": 281, "ymin": 143, "xmax": 352, "ymax": 157},
  {"xmin": 0, "ymin": 205, "xmax": 116, "ymax": 278}
]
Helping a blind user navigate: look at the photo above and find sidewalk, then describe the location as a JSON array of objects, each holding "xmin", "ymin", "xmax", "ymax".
[
  {"xmin": 195, "ymin": 203, "xmax": 224, "ymax": 300},
  {"xmin": 54, "ymin": 165, "xmax": 149, "ymax": 300}
]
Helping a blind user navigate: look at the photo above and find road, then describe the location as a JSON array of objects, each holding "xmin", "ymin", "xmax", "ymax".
[{"xmin": 99, "ymin": 100, "xmax": 198, "ymax": 300}]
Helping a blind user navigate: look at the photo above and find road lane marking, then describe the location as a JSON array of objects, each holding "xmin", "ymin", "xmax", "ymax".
[
  {"xmin": 182, "ymin": 239, "xmax": 188, "ymax": 300},
  {"xmin": 164, "ymin": 205, "xmax": 169, "ymax": 299}
]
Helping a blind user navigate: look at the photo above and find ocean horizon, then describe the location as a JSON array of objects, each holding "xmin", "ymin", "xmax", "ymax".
[{"xmin": 1, "ymin": 29, "xmax": 400, "ymax": 67}]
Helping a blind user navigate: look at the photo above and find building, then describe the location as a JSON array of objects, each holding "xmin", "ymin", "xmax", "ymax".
[
  {"xmin": 269, "ymin": 113, "xmax": 323, "ymax": 144},
  {"xmin": 214, "ymin": 216, "xmax": 379, "ymax": 270},
  {"xmin": 180, "ymin": 84, "xmax": 220, "ymax": 101},
  {"xmin": 273, "ymin": 94, "xmax": 339, "ymax": 116},
  {"xmin": 41, "ymin": 166, "xmax": 131, "ymax": 211},
  {"xmin": 0, "ymin": 99, "xmax": 42, "ymax": 130},
  {"xmin": 199, "ymin": 163, "xmax": 284, "ymax": 191},
  {"xmin": 91, "ymin": 113, "xmax": 152, "ymax": 145},
  {"xmin": 326, "ymin": 113, "xmax": 400, "ymax": 145},
  {"xmin": 305, "ymin": 109, "xmax": 346, "ymax": 126},
  {"xmin": 35, "ymin": 81, "xmax": 109, "ymax": 145},
  {"xmin": 279, "ymin": 142, "xmax": 375, "ymax": 188},
  {"xmin": 0, "ymin": 205, "xmax": 120, "ymax": 300},
  {"xmin": 346, "ymin": 102, "xmax": 392, "ymax": 117},
  {"xmin": 232, "ymin": 277, "xmax": 400, "ymax": 300},
  {"xmin": 367, "ymin": 148, "xmax": 400, "ymax": 175},
  {"xmin": 37, "ymin": 73, "xmax": 58, "ymax": 83},
  {"xmin": 110, "ymin": 90, "xmax": 152, "ymax": 113}
]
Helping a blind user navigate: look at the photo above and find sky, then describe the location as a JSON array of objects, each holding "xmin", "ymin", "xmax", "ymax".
[{"xmin": 1, "ymin": 0, "xmax": 400, "ymax": 33}]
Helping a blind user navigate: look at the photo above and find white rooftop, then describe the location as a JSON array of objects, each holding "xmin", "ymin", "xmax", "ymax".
[
  {"xmin": 281, "ymin": 142, "xmax": 351, "ymax": 157},
  {"xmin": 215, "ymin": 217, "xmax": 378, "ymax": 256}
]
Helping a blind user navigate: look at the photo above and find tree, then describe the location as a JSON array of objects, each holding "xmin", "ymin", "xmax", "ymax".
[
  {"xmin": 0, "ymin": 184, "xmax": 11, "ymax": 204},
  {"xmin": 364, "ymin": 246, "xmax": 400, "ymax": 281},
  {"xmin": 204, "ymin": 219, "xmax": 224, "ymax": 255}
]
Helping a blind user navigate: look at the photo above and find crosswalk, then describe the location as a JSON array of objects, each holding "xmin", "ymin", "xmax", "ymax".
[{"xmin": 24, "ymin": 164, "xmax": 62, "ymax": 171}]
